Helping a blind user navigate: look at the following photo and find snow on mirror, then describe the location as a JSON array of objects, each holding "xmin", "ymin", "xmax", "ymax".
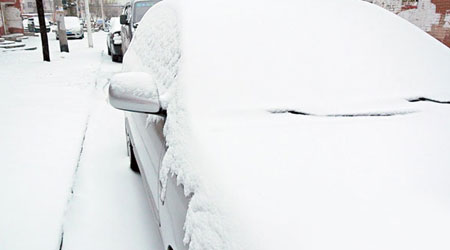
[{"xmin": 108, "ymin": 72, "xmax": 161, "ymax": 113}]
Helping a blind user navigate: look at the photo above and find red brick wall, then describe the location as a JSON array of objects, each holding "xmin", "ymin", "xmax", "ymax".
[
  {"xmin": 370, "ymin": 0, "xmax": 450, "ymax": 48},
  {"xmin": 0, "ymin": 4, "xmax": 4, "ymax": 36},
  {"xmin": 429, "ymin": 0, "xmax": 450, "ymax": 47},
  {"xmin": 0, "ymin": 0, "xmax": 24, "ymax": 35}
]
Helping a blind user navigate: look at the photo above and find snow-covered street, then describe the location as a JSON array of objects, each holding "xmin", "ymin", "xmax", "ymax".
[{"xmin": 0, "ymin": 33, "xmax": 163, "ymax": 250}]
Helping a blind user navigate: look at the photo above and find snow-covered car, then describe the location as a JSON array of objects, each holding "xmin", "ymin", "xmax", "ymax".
[
  {"xmin": 23, "ymin": 19, "xmax": 30, "ymax": 31},
  {"xmin": 108, "ymin": 0, "xmax": 450, "ymax": 250},
  {"xmin": 25, "ymin": 17, "xmax": 51, "ymax": 32},
  {"xmin": 56, "ymin": 16, "xmax": 84, "ymax": 39},
  {"xmin": 107, "ymin": 17, "xmax": 123, "ymax": 62},
  {"xmin": 119, "ymin": 0, "xmax": 160, "ymax": 54}
]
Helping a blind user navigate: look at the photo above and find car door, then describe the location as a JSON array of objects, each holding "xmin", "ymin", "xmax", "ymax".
[
  {"xmin": 135, "ymin": 113, "xmax": 188, "ymax": 250},
  {"xmin": 126, "ymin": 113, "xmax": 188, "ymax": 250},
  {"xmin": 125, "ymin": 112, "xmax": 165, "ymax": 221}
]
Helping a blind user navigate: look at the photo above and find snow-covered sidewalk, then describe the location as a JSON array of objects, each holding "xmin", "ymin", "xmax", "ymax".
[{"xmin": 0, "ymin": 33, "xmax": 162, "ymax": 250}]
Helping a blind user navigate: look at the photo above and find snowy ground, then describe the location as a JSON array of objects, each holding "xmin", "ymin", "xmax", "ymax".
[{"xmin": 0, "ymin": 32, "xmax": 163, "ymax": 250}]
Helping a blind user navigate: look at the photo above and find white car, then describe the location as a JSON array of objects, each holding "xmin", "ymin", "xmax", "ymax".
[
  {"xmin": 33, "ymin": 17, "xmax": 51, "ymax": 32},
  {"xmin": 23, "ymin": 17, "xmax": 51, "ymax": 32},
  {"xmin": 108, "ymin": 0, "xmax": 450, "ymax": 250},
  {"xmin": 56, "ymin": 16, "xmax": 84, "ymax": 39}
]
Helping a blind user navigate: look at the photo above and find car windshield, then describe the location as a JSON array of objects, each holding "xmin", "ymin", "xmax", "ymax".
[{"xmin": 133, "ymin": 0, "xmax": 158, "ymax": 23}]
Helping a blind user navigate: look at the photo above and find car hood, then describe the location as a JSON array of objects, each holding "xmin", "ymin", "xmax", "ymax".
[
  {"xmin": 185, "ymin": 101, "xmax": 450, "ymax": 250},
  {"xmin": 178, "ymin": 0, "xmax": 450, "ymax": 248}
]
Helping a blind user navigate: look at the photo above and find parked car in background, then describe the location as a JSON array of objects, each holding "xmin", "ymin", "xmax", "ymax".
[
  {"xmin": 109, "ymin": 0, "xmax": 450, "ymax": 250},
  {"xmin": 56, "ymin": 16, "xmax": 84, "ymax": 39},
  {"xmin": 33, "ymin": 17, "xmax": 51, "ymax": 32},
  {"xmin": 23, "ymin": 19, "xmax": 29, "ymax": 32},
  {"xmin": 107, "ymin": 17, "xmax": 123, "ymax": 62},
  {"xmin": 119, "ymin": 0, "xmax": 160, "ymax": 54},
  {"xmin": 94, "ymin": 19, "xmax": 105, "ymax": 31},
  {"xmin": 104, "ymin": 19, "xmax": 111, "ymax": 32},
  {"xmin": 24, "ymin": 17, "xmax": 51, "ymax": 32},
  {"xmin": 79, "ymin": 19, "xmax": 86, "ymax": 30}
]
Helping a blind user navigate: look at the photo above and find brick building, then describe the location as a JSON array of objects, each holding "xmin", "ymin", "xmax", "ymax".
[
  {"xmin": 0, "ymin": 0, "xmax": 24, "ymax": 36},
  {"xmin": 21, "ymin": 0, "xmax": 53, "ymax": 14},
  {"xmin": 367, "ymin": 0, "xmax": 450, "ymax": 47},
  {"xmin": 426, "ymin": 0, "xmax": 450, "ymax": 46}
]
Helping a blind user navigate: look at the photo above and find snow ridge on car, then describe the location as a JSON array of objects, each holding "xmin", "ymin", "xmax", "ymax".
[
  {"xmin": 123, "ymin": 3, "xmax": 181, "ymax": 109},
  {"xmin": 122, "ymin": 3, "xmax": 229, "ymax": 249}
]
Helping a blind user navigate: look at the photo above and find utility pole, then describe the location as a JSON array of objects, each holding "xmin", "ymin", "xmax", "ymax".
[
  {"xmin": 99, "ymin": 0, "xmax": 105, "ymax": 30},
  {"xmin": 54, "ymin": 0, "xmax": 69, "ymax": 52},
  {"xmin": 79, "ymin": 0, "xmax": 85, "ymax": 20},
  {"xmin": 0, "ymin": 4, "xmax": 7, "ymax": 35},
  {"xmin": 84, "ymin": 0, "xmax": 93, "ymax": 47},
  {"xmin": 36, "ymin": 0, "xmax": 50, "ymax": 61},
  {"xmin": 75, "ymin": 0, "xmax": 80, "ymax": 17}
]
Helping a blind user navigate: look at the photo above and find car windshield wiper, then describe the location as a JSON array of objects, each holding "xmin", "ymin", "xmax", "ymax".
[
  {"xmin": 269, "ymin": 109, "xmax": 415, "ymax": 117},
  {"xmin": 407, "ymin": 97, "xmax": 450, "ymax": 104}
]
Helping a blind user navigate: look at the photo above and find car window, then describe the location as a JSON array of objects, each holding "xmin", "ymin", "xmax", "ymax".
[
  {"xmin": 132, "ymin": 0, "xmax": 159, "ymax": 24},
  {"xmin": 124, "ymin": 5, "xmax": 131, "ymax": 23}
]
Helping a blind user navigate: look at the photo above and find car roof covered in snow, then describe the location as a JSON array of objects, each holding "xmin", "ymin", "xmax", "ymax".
[{"xmin": 109, "ymin": 17, "xmax": 122, "ymax": 33}]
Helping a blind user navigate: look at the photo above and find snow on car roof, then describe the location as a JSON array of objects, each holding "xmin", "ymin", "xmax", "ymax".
[
  {"xmin": 125, "ymin": 0, "xmax": 450, "ymax": 249},
  {"xmin": 110, "ymin": 17, "xmax": 122, "ymax": 33}
]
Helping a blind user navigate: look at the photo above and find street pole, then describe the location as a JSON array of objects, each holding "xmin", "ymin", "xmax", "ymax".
[
  {"xmin": 35, "ymin": 0, "xmax": 50, "ymax": 61},
  {"xmin": 79, "ymin": 0, "xmax": 85, "ymax": 20},
  {"xmin": 99, "ymin": 0, "xmax": 105, "ymax": 30},
  {"xmin": 54, "ymin": 0, "xmax": 69, "ymax": 52},
  {"xmin": 84, "ymin": 0, "xmax": 93, "ymax": 47},
  {"xmin": 75, "ymin": 0, "xmax": 80, "ymax": 17}
]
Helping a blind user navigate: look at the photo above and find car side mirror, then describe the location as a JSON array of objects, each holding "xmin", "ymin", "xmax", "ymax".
[
  {"xmin": 120, "ymin": 14, "xmax": 128, "ymax": 25},
  {"xmin": 108, "ymin": 72, "xmax": 162, "ymax": 114}
]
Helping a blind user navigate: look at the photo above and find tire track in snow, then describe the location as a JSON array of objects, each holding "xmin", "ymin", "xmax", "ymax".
[
  {"xmin": 57, "ymin": 114, "xmax": 91, "ymax": 250},
  {"xmin": 56, "ymin": 39, "xmax": 113, "ymax": 250}
]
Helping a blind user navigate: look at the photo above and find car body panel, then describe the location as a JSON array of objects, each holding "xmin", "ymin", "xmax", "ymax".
[{"xmin": 125, "ymin": 111, "xmax": 189, "ymax": 250}]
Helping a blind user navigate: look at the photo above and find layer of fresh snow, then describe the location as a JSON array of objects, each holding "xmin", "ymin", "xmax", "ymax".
[
  {"xmin": 110, "ymin": 72, "xmax": 159, "ymax": 100},
  {"xmin": 122, "ymin": 4, "xmax": 180, "ymax": 109},
  {"xmin": 109, "ymin": 72, "xmax": 161, "ymax": 113},
  {"xmin": 65, "ymin": 16, "xmax": 82, "ymax": 30},
  {"xmin": 61, "ymin": 95, "xmax": 164, "ymax": 250},
  {"xmin": 110, "ymin": 17, "xmax": 122, "ymax": 33},
  {"xmin": 0, "ymin": 33, "xmax": 162, "ymax": 250},
  {"xmin": 125, "ymin": 0, "xmax": 450, "ymax": 249}
]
